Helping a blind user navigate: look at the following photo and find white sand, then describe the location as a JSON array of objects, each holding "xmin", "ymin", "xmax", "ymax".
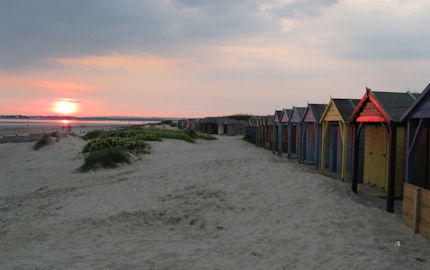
[{"xmin": 0, "ymin": 135, "xmax": 429, "ymax": 269}]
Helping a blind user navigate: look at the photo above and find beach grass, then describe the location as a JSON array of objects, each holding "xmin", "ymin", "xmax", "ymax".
[
  {"xmin": 79, "ymin": 127, "xmax": 216, "ymax": 171},
  {"xmin": 78, "ymin": 148, "xmax": 131, "ymax": 172},
  {"xmin": 82, "ymin": 129, "xmax": 103, "ymax": 140},
  {"xmin": 33, "ymin": 134, "xmax": 53, "ymax": 150}
]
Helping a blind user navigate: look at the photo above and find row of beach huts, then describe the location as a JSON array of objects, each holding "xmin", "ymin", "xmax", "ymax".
[
  {"xmin": 178, "ymin": 117, "xmax": 246, "ymax": 136},
  {"xmin": 179, "ymin": 84, "xmax": 430, "ymax": 241},
  {"xmin": 243, "ymin": 84, "xmax": 430, "ymax": 241}
]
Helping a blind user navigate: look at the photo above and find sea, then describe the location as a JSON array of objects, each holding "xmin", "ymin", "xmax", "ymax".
[{"xmin": 0, "ymin": 119, "xmax": 157, "ymax": 137}]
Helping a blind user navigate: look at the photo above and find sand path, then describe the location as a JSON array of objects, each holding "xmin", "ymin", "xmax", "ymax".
[{"xmin": 0, "ymin": 136, "xmax": 429, "ymax": 269}]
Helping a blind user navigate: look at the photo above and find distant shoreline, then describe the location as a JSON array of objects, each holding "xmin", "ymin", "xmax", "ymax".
[{"xmin": 0, "ymin": 115, "xmax": 182, "ymax": 122}]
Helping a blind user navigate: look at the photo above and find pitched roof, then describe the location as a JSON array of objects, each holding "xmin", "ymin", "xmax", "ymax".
[
  {"xmin": 281, "ymin": 108, "xmax": 292, "ymax": 123},
  {"xmin": 307, "ymin": 104, "xmax": 327, "ymax": 122},
  {"xmin": 401, "ymin": 83, "xmax": 430, "ymax": 121},
  {"xmin": 290, "ymin": 107, "xmax": 306, "ymax": 123},
  {"xmin": 273, "ymin": 110, "xmax": 282, "ymax": 123},
  {"xmin": 332, "ymin": 98, "xmax": 360, "ymax": 121},
  {"xmin": 371, "ymin": 91, "xmax": 420, "ymax": 121}
]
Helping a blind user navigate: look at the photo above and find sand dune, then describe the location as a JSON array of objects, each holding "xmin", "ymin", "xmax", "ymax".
[{"xmin": 0, "ymin": 135, "xmax": 429, "ymax": 269}]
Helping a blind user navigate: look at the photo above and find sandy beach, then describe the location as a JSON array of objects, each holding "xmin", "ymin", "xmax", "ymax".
[{"xmin": 1, "ymin": 135, "xmax": 429, "ymax": 269}]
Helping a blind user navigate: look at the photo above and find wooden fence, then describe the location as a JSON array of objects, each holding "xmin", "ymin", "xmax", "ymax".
[{"xmin": 402, "ymin": 183, "xmax": 430, "ymax": 241}]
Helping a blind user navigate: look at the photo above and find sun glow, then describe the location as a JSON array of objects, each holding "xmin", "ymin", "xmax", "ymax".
[
  {"xmin": 61, "ymin": 120, "xmax": 70, "ymax": 124},
  {"xmin": 54, "ymin": 100, "xmax": 77, "ymax": 114}
]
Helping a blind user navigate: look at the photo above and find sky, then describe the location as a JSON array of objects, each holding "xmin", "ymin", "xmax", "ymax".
[{"xmin": 1, "ymin": 0, "xmax": 430, "ymax": 117}]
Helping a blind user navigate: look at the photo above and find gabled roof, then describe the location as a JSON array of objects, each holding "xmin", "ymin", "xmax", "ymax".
[
  {"xmin": 267, "ymin": 115, "xmax": 274, "ymax": 125},
  {"xmin": 273, "ymin": 110, "xmax": 282, "ymax": 123},
  {"xmin": 334, "ymin": 99, "xmax": 360, "ymax": 121},
  {"xmin": 290, "ymin": 107, "xmax": 306, "ymax": 123},
  {"xmin": 400, "ymin": 83, "xmax": 430, "ymax": 121},
  {"xmin": 281, "ymin": 108, "xmax": 292, "ymax": 123},
  {"xmin": 350, "ymin": 88, "xmax": 420, "ymax": 123},
  {"xmin": 303, "ymin": 104, "xmax": 327, "ymax": 123},
  {"xmin": 261, "ymin": 116, "xmax": 268, "ymax": 125}
]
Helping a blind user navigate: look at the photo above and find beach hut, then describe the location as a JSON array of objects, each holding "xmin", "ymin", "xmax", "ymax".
[
  {"xmin": 256, "ymin": 117, "xmax": 262, "ymax": 147},
  {"xmin": 258, "ymin": 116, "xmax": 264, "ymax": 147},
  {"xmin": 246, "ymin": 118, "xmax": 254, "ymax": 143},
  {"xmin": 265, "ymin": 116, "xmax": 274, "ymax": 150},
  {"xmin": 272, "ymin": 110, "xmax": 283, "ymax": 155},
  {"xmin": 262, "ymin": 116, "xmax": 268, "ymax": 149},
  {"xmin": 300, "ymin": 104, "xmax": 326, "ymax": 168},
  {"xmin": 221, "ymin": 118, "xmax": 246, "ymax": 136},
  {"xmin": 279, "ymin": 109, "xmax": 292, "ymax": 156},
  {"xmin": 288, "ymin": 107, "xmax": 306, "ymax": 160},
  {"xmin": 400, "ymin": 83, "xmax": 430, "ymax": 239},
  {"xmin": 320, "ymin": 98, "xmax": 361, "ymax": 181},
  {"xmin": 349, "ymin": 88, "xmax": 419, "ymax": 212}
]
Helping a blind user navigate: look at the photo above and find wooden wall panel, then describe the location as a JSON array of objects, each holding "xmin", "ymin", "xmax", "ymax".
[
  {"xmin": 304, "ymin": 110, "xmax": 315, "ymax": 122},
  {"xmin": 364, "ymin": 125, "xmax": 389, "ymax": 189},
  {"xmin": 394, "ymin": 127, "xmax": 405, "ymax": 198},
  {"xmin": 402, "ymin": 183, "xmax": 430, "ymax": 241},
  {"xmin": 324, "ymin": 103, "xmax": 342, "ymax": 122}
]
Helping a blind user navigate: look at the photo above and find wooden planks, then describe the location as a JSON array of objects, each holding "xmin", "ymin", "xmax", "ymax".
[
  {"xmin": 402, "ymin": 183, "xmax": 430, "ymax": 241},
  {"xmin": 364, "ymin": 125, "xmax": 389, "ymax": 189}
]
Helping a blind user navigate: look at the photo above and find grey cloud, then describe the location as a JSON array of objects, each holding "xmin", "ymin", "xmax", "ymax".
[
  {"xmin": 328, "ymin": 10, "xmax": 430, "ymax": 60},
  {"xmin": 0, "ymin": 0, "xmax": 270, "ymax": 70},
  {"xmin": 268, "ymin": 0, "xmax": 338, "ymax": 18}
]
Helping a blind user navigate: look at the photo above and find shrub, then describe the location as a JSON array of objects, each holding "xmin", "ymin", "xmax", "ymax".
[
  {"xmin": 99, "ymin": 129, "xmax": 162, "ymax": 141},
  {"xmin": 160, "ymin": 120, "xmax": 172, "ymax": 125},
  {"xmin": 82, "ymin": 136, "xmax": 149, "ymax": 153},
  {"xmin": 153, "ymin": 129, "xmax": 195, "ymax": 142},
  {"xmin": 185, "ymin": 129, "xmax": 197, "ymax": 139},
  {"xmin": 78, "ymin": 148, "xmax": 130, "ymax": 172},
  {"xmin": 50, "ymin": 131, "xmax": 60, "ymax": 138},
  {"xmin": 33, "ymin": 135, "xmax": 53, "ymax": 150},
  {"xmin": 82, "ymin": 130, "xmax": 103, "ymax": 140}
]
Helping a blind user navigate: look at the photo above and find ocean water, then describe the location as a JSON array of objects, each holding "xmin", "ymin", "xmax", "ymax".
[
  {"xmin": 0, "ymin": 119, "xmax": 156, "ymax": 136},
  {"xmin": 0, "ymin": 119, "xmax": 155, "ymax": 128}
]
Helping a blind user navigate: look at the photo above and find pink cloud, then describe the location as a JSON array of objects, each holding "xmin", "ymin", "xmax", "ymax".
[{"xmin": 51, "ymin": 52, "xmax": 185, "ymax": 70}]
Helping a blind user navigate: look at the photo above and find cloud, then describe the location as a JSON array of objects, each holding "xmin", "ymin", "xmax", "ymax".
[
  {"xmin": 0, "ymin": 76, "xmax": 95, "ymax": 97},
  {"xmin": 0, "ymin": 0, "xmax": 271, "ymax": 70},
  {"xmin": 266, "ymin": 0, "xmax": 338, "ymax": 18},
  {"xmin": 51, "ymin": 53, "xmax": 185, "ymax": 70}
]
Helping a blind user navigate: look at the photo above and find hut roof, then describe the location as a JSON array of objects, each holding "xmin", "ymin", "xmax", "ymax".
[
  {"xmin": 400, "ymin": 83, "xmax": 430, "ymax": 121},
  {"xmin": 281, "ymin": 108, "xmax": 292, "ymax": 123},
  {"xmin": 350, "ymin": 88, "xmax": 420, "ymax": 123},
  {"xmin": 332, "ymin": 98, "xmax": 361, "ymax": 121},
  {"xmin": 267, "ymin": 115, "xmax": 274, "ymax": 125},
  {"xmin": 273, "ymin": 110, "xmax": 283, "ymax": 123},
  {"xmin": 305, "ymin": 104, "xmax": 327, "ymax": 122},
  {"xmin": 372, "ymin": 91, "xmax": 419, "ymax": 121},
  {"xmin": 290, "ymin": 107, "xmax": 306, "ymax": 123}
]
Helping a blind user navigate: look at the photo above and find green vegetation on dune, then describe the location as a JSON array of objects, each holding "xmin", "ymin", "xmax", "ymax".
[
  {"xmin": 33, "ymin": 132, "xmax": 61, "ymax": 150},
  {"xmin": 82, "ymin": 129, "xmax": 103, "ymax": 140},
  {"xmin": 78, "ymin": 148, "xmax": 131, "ymax": 172},
  {"xmin": 78, "ymin": 127, "xmax": 216, "ymax": 171},
  {"xmin": 33, "ymin": 134, "xmax": 53, "ymax": 150},
  {"xmin": 82, "ymin": 136, "xmax": 150, "ymax": 153}
]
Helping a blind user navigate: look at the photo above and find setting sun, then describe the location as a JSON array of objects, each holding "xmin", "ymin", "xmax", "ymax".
[{"xmin": 54, "ymin": 100, "xmax": 77, "ymax": 114}]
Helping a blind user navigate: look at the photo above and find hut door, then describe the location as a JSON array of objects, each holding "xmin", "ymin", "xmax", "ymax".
[
  {"xmin": 283, "ymin": 126, "xmax": 288, "ymax": 152},
  {"xmin": 328, "ymin": 125, "xmax": 338, "ymax": 172},
  {"xmin": 306, "ymin": 124, "xmax": 315, "ymax": 162},
  {"xmin": 364, "ymin": 125, "xmax": 388, "ymax": 189},
  {"xmin": 292, "ymin": 126, "xmax": 297, "ymax": 154},
  {"xmin": 337, "ymin": 127, "xmax": 343, "ymax": 177}
]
